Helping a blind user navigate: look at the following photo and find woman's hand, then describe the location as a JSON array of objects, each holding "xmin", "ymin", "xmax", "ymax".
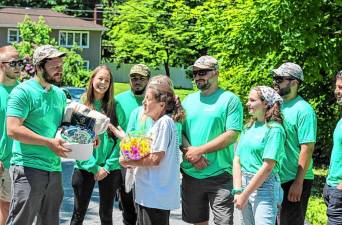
[
  {"xmin": 94, "ymin": 167, "xmax": 108, "ymax": 181},
  {"xmin": 119, "ymin": 156, "xmax": 132, "ymax": 168},
  {"xmin": 234, "ymin": 192, "xmax": 248, "ymax": 210},
  {"xmin": 108, "ymin": 124, "xmax": 126, "ymax": 140},
  {"xmin": 93, "ymin": 136, "xmax": 100, "ymax": 148}
]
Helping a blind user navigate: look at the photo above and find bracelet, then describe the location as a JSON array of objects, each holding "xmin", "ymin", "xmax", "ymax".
[{"xmin": 231, "ymin": 187, "xmax": 244, "ymax": 196}]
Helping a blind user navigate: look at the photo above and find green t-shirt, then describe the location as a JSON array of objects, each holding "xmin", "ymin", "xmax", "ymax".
[
  {"xmin": 75, "ymin": 99, "xmax": 119, "ymax": 174},
  {"xmin": 7, "ymin": 79, "xmax": 66, "ymax": 172},
  {"xmin": 114, "ymin": 90, "xmax": 144, "ymax": 166},
  {"xmin": 181, "ymin": 88, "xmax": 243, "ymax": 179},
  {"xmin": 326, "ymin": 118, "xmax": 342, "ymax": 187},
  {"xmin": 279, "ymin": 95, "xmax": 317, "ymax": 183},
  {"xmin": 236, "ymin": 121, "xmax": 285, "ymax": 175},
  {"xmin": 0, "ymin": 81, "xmax": 19, "ymax": 168}
]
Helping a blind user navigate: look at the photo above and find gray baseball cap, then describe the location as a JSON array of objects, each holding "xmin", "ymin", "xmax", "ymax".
[
  {"xmin": 129, "ymin": 64, "xmax": 151, "ymax": 77},
  {"xmin": 188, "ymin": 56, "xmax": 219, "ymax": 71},
  {"xmin": 271, "ymin": 62, "xmax": 304, "ymax": 81},
  {"xmin": 33, "ymin": 45, "xmax": 66, "ymax": 66}
]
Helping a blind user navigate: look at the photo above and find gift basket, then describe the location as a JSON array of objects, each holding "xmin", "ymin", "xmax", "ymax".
[{"xmin": 56, "ymin": 100, "xmax": 110, "ymax": 160}]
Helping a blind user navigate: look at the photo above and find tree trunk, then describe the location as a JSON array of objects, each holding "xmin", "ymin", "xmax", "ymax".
[{"xmin": 164, "ymin": 48, "xmax": 170, "ymax": 77}]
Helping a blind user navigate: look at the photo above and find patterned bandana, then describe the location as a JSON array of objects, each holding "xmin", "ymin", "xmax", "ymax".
[{"xmin": 257, "ymin": 86, "xmax": 283, "ymax": 106}]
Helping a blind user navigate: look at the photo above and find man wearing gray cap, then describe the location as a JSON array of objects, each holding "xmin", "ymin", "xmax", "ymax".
[
  {"xmin": 115, "ymin": 64, "xmax": 151, "ymax": 225},
  {"xmin": 181, "ymin": 56, "xmax": 243, "ymax": 225},
  {"xmin": 6, "ymin": 45, "xmax": 70, "ymax": 225},
  {"xmin": 272, "ymin": 62, "xmax": 317, "ymax": 225}
]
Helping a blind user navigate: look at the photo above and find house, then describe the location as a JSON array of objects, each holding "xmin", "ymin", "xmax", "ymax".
[{"xmin": 0, "ymin": 7, "xmax": 107, "ymax": 69}]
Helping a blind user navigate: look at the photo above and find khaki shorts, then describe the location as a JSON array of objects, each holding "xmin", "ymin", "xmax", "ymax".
[{"xmin": 0, "ymin": 168, "xmax": 12, "ymax": 202}]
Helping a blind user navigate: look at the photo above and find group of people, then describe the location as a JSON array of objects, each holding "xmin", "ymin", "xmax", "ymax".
[{"xmin": 0, "ymin": 43, "xmax": 340, "ymax": 225}]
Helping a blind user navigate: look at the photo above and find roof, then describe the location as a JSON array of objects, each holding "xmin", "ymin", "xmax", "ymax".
[{"xmin": 0, "ymin": 7, "xmax": 107, "ymax": 31}]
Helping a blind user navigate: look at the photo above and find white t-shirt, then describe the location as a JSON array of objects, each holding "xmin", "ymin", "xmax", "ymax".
[{"xmin": 135, "ymin": 114, "xmax": 180, "ymax": 210}]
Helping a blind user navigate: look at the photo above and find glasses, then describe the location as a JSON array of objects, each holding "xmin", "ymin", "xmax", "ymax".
[
  {"xmin": 192, "ymin": 70, "xmax": 213, "ymax": 78},
  {"xmin": 130, "ymin": 75, "xmax": 148, "ymax": 82},
  {"xmin": 273, "ymin": 77, "xmax": 295, "ymax": 84},
  {"xmin": 2, "ymin": 60, "xmax": 24, "ymax": 68}
]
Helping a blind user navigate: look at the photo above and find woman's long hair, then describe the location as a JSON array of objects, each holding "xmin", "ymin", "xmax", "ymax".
[
  {"xmin": 82, "ymin": 65, "xmax": 117, "ymax": 138},
  {"xmin": 146, "ymin": 75, "xmax": 185, "ymax": 122},
  {"xmin": 246, "ymin": 87, "xmax": 283, "ymax": 128}
]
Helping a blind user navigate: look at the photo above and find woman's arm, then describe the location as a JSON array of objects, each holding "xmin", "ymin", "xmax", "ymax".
[
  {"xmin": 232, "ymin": 155, "xmax": 242, "ymax": 190},
  {"xmin": 235, "ymin": 159, "xmax": 276, "ymax": 210},
  {"xmin": 120, "ymin": 151, "xmax": 165, "ymax": 167}
]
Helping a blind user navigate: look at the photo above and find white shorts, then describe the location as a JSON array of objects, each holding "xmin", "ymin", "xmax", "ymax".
[{"xmin": 0, "ymin": 169, "xmax": 12, "ymax": 202}]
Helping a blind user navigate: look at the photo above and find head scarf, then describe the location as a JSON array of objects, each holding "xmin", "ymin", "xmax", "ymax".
[{"xmin": 257, "ymin": 86, "xmax": 283, "ymax": 106}]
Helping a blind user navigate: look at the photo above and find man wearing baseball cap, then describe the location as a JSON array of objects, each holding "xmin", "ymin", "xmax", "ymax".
[
  {"xmin": 115, "ymin": 64, "xmax": 151, "ymax": 225},
  {"xmin": 181, "ymin": 56, "xmax": 243, "ymax": 225},
  {"xmin": 6, "ymin": 45, "xmax": 70, "ymax": 225},
  {"xmin": 272, "ymin": 62, "xmax": 317, "ymax": 225}
]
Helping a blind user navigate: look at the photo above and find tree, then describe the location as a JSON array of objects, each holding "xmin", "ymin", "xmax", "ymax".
[
  {"xmin": 14, "ymin": 16, "xmax": 90, "ymax": 87},
  {"xmin": 103, "ymin": 0, "xmax": 202, "ymax": 76}
]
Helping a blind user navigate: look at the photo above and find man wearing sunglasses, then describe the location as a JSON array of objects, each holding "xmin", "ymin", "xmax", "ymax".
[
  {"xmin": 0, "ymin": 45, "xmax": 21, "ymax": 225},
  {"xmin": 115, "ymin": 64, "xmax": 151, "ymax": 225},
  {"xmin": 6, "ymin": 45, "xmax": 70, "ymax": 225},
  {"xmin": 181, "ymin": 56, "xmax": 243, "ymax": 225},
  {"xmin": 272, "ymin": 62, "xmax": 317, "ymax": 225}
]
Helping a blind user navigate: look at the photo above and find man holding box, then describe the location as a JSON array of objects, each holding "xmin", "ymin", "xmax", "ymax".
[{"xmin": 6, "ymin": 45, "xmax": 70, "ymax": 225}]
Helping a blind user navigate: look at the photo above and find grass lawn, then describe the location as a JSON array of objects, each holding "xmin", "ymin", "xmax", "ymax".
[{"xmin": 114, "ymin": 82, "xmax": 194, "ymax": 100}]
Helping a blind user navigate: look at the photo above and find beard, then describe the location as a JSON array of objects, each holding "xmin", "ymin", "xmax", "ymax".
[
  {"xmin": 196, "ymin": 79, "xmax": 211, "ymax": 90},
  {"xmin": 274, "ymin": 83, "xmax": 291, "ymax": 97},
  {"xmin": 132, "ymin": 86, "xmax": 146, "ymax": 96},
  {"xmin": 42, "ymin": 70, "xmax": 61, "ymax": 86}
]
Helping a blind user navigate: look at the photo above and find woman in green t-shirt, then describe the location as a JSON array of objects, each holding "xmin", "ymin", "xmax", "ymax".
[
  {"xmin": 70, "ymin": 65, "xmax": 122, "ymax": 225},
  {"xmin": 233, "ymin": 86, "xmax": 285, "ymax": 225}
]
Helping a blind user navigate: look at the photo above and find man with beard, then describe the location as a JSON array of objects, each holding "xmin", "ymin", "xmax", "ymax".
[
  {"xmin": 5, "ymin": 45, "xmax": 70, "ymax": 225},
  {"xmin": 324, "ymin": 70, "xmax": 342, "ymax": 225},
  {"xmin": 181, "ymin": 56, "xmax": 243, "ymax": 225},
  {"xmin": 272, "ymin": 62, "xmax": 317, "ymax": 225},
  {"xmin": 0, "ymin": 46, "xmax": 21, "ymax": 225},
  {"xmin": 115, "ymin": 64, "xmax": 151, "ymax": 225}
]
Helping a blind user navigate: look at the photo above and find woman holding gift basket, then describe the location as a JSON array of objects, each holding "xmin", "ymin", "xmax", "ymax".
[
  {"xmin": 113, "ymin": 76, "xmax": 185, "ymax": 225},
  {"xmin": 70, "ymin": 65, "xmax": 122, "ymax": 225}
]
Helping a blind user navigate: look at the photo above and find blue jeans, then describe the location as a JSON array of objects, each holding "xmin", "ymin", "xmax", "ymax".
[
  {"xmin": 324, "ymin": 184, "xmax": 342, "ymax": 225},
  {"xmin": 238, "ymin": 171, "xmax": 283, "ymax": 225}
]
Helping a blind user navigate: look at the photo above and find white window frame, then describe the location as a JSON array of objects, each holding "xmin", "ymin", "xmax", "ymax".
[
  {"xmin": 58, "ymin": 30, "xmax": 89, "ymax": 48},
  {"xmin": 7, "ymin": 28, "xmax": 20, "ymax": 43},
  {"xmin": 83, "ymin": 60, "xmax": 90, "ymax": 70}
]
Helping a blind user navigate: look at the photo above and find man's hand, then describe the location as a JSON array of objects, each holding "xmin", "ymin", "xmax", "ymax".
[
  {"xmin": 0, "ymin": 161, "xmax": 4, "ymax": 175},
  {"xmin": 47, "ymin": 138, "xmax": 71, "ymax": 158},
  {"xmin": 94, "ymin": 167, "xmax": 109, "ymax": 181},
  {"xmin": 185, "ymin": 146, "xmax": 202, "ymax": 163},
  {"xmin": 337, "ymin": 182, "xmax": 342, "ymax": 190},
  {"xmin": 192, "ymin": 156, "xmax": 208, "ymax": 170},
  {"xmin": 288, "ymin": 180, "xmax": 303, "ymax": 202}
]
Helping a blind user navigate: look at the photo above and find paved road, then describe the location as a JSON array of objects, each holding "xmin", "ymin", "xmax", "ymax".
[{"xmin": 60, "ymin": 160, "xmax": 185, "ymax": 225}]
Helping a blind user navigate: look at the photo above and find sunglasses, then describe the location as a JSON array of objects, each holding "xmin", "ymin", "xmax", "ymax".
[
  {"xmin": 2, "ymin": 60, "xmax": 24, "ymax": 68},
  {"xmin": 273, "ymin": 77, "xmax": 296, "ymax": 84},
  {"xmin": 192, "ymin": 69, "xmax": 214, "ymax": 78}
]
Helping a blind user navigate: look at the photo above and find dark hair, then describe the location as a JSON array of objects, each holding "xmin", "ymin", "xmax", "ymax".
[
  {"xmin": 82, "ymin": 65, "xmax": 117, "ymax": 138},
  {"xmin": 246, "ymin": 87, "xmax": 283, "ymax": 128},
  {"xmin": 146, "ymin": 75, "xmax": 185, "ymax": 122}
]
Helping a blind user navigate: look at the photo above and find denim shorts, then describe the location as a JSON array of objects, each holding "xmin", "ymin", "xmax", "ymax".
[
  {"xmin": 238, "ymin": 171, "xmax": 283, "ymax": 225},
  {"xmin": 323, "ymin": 184, "xmax": 342, "ymax": 225}
]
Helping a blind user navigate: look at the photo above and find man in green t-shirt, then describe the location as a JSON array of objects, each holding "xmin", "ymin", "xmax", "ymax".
[
  {"xmin": 0, "ymin": 45, "xmax": 21, "ymax": 225},
  {"xmin": 324, "ymin": 70, "xmax": 342, "ymax": 225},
  {"xmin": 115, "ymin": 64, "xmax": 150, "ymax": 225},
  {"xmin": 6, "ymin": 45, "xmax": 69, "ymax": 225},
  {"xmin": 272, "ymin": 62, "xmax": 317, "ymax": 225},
  {"xmin": 181, "ymin": 56, "xmax": 243, "ymax": 225}
]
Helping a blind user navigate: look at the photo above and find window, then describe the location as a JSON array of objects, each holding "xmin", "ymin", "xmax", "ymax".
[
  {"xmin": 59, "ymin": 31, "xmax": 89, "ymax": 48},
  {"xmin": 7, "ymin": 29, "xmax": 20, "ymax": 43},
  {"xmin": 83, "ymin": 60, "xmax": 90, "ymax": 70}
]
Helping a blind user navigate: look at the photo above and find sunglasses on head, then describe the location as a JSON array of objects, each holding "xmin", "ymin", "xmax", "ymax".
[
  {"xmin": 2, "ymin": 60, "xmax": 24, "ymax": 68},
  {"xmin": 192, "ymin": 69, "xmax": 214, "ymax": 78}
]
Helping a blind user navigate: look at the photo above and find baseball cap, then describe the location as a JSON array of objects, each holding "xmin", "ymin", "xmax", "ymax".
[
  {"xmin": 271, "ymin": 62, "xmax": 304, "ymax": 81},
  {"xmin": 33, "ymin": 45, "xmax": 66, "ymax": 66},
  {"xmin": 188, "ymin": 56, "xmax": 219, "ymax": 71},
  {"xmin": 129, "ymin": 64, "xmax": 151, "ymax": 77}
]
